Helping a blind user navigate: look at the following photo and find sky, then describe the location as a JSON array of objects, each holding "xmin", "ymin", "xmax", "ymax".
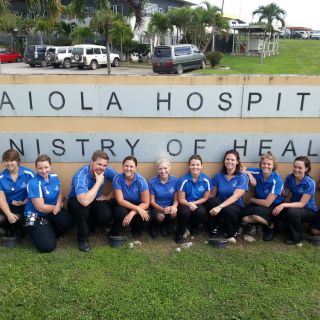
[{"xmin": 209, "ymin": 0, "xmax": 320, "ymax": 30}]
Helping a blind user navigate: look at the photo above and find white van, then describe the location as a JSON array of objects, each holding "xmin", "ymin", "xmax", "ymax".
[{"xmin": 152, "ymin": 44, "xmax": 206, "ymax": 74}]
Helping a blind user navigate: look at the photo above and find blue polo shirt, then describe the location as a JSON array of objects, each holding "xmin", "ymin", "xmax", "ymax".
[
  {"xmin": 212, "ymin": 172, "xmax": 249, "ymax": 207},
  {"xmin": 113, "ymin": 172, "xmax": 148, "ymax": 204},
  {"xmin": 68, "ymin": 164, "xmax": 117, "ymax": 199},
  {"xmin": 247, "ymin": 167, "xmax": 284, "ymax": 205},
  {"xmin": 285, "ymin": 173, "xmax": 317, "ymax": 212},
  {"xmin": 149, "ymin": 175, "xmax": 179, "ymax": 207},
  {"xmin": 178, "ymin": 172, "xmax": 211, "ymax": 202},
  {"xmin": 24, "ymin": 173, "xmax": 61, "ymax": 217},
  {"xmin": 0, "ymin": 166, "xmax": 34, "ymax": 203}
]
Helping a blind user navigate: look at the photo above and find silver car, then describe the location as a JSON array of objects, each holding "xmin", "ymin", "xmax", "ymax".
[{"xmin": 152, "ymin": 44, "xmax": 206, "ymax": 75}]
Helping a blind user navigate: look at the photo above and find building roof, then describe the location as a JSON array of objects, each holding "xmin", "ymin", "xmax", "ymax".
[{"xmin": 231, "ymin": 24, "xmax": 281, "ymax": 33}]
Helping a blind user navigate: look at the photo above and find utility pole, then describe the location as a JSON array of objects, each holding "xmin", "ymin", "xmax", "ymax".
[{"xmin": 221, "ymin": 0, "xmax": 224, "ymax": 14}]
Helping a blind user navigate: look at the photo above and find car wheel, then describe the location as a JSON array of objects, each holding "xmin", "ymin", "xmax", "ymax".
[
  {"xmin": 176, "ymin": 64, "xmax": 184, "ymax": 75},
  {"xmin": 200, "ymin": 60, "xmax": 206, "ymax": 69},
  {"xmin": 90, "ymin": 60, "xmax": 98, "ymax": 70},
  {"xmin": 63, "ymin": 59, "xmax": 71, "ymax": 69},
  {"xmin": 74, "ymin": 54, "xmax": 82, "ymax": 62},
  {"xmin": 46, "ymin": 52, "xmax": 53, "ymax": 62},
  {"xmin": 112, "ymin": 58, "xmax": 120, "ymax": 67},
  {"xmin": 16, "ymin": 57, "xmax": 21, "ymax": 62},
  {"xmin": 40, "ymin": 59, "xmax": 47, "ymax": 67}
]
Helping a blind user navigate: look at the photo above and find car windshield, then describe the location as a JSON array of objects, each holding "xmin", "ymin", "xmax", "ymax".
[{"xmin": 154, "ymin": 48, "xmax": 171, "ymax": 58}]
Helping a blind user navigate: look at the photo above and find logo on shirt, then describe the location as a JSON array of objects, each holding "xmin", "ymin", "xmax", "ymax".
[
  {"xmin": 44, "ymin": 187, "xmax": 50, "ymax": 195},
  {"xmin": 20, "ymin": 182, "xmax": 27, "ymax": 189},
  {"xmin": 233, "ymin": 182, "xmax": 237, "ymax": 188},
  {"xmin": 54, "ymin": 185, "xmax": 59, "ymax": 192},
  {"xmin": 169, "ymin": 187, "xmax": 175, "ymax": 193},
  {"xmin": 134, "ymin": 187, "xmax": 138, "ymax": 193},
  {"xmin": 198, "ymin": 185, "xmax": 205, "ymax": 192}
]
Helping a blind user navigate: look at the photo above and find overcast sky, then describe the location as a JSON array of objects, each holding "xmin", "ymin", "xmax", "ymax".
[{"xmin": 209, "ymin": 0, "xmax": 320, "ymax": 30}]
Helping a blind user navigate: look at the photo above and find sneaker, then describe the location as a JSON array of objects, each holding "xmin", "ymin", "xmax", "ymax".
[
  {"xmin": 175, "ymin": 233, "xmax": 184, "ymax": 244},
  {"xmin": 296, "ymin": 242, "xmax": 303, "ymax": 247},
  {"xmin": 160, "ymin": 226, "xmax": 169, "ymax": 237},
  {"xmin": 227, "ymin": 237, "xmax": 237, "ymax": 244},
  {"xmin": 79, "ymin": 241, "xmax": 91, "ymax": 252},
  {"xmin": 284, "ymin": 239, "xmax": 299, "ymax": 245},
  {"xmin": 190, "ymin": 227, "xmax": 199, "ymax": 237},
  {"xmin": 246, "ymin": 224, "xmax": 257, "ymax": 235},
  {"xmin": 209, "ymin": 228, "xmax": 218, "ymax": 238},
  {"xmin": 149, "ymin": 228, "xmax": 158, "ymax": 239},
  {"xmin": 263, "ymin": 228, "xmax": 275, "ymax": 241}
]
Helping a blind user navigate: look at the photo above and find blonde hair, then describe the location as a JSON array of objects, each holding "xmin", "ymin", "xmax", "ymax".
[
  {"xmin": 156, "ymin": 158, "xmax": 172, "ymax": 170},
  {"xmin": 260, "ymin": 151, "xmax": 278, "ymax": 171}
]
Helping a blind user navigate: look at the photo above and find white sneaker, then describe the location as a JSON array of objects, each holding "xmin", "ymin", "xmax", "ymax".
[
  {"xmin": 247, "ymin": 225, "xmax": 257, "ymax": 235},
  {"xmin": 296, "ymin": 242, "xmax": 303, "ymax": 247},
  {"xmin": 244, "ymin": 235, "xmax": 256, "ymax": 243},
  {"xmin": 227, "ymin": 237, "xmax": 236, "ymax": 244}
]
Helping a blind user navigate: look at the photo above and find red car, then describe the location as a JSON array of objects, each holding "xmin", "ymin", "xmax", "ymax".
[{"xmin": 0, "ymin": 48, "xmax": 23, "ymax": 63}]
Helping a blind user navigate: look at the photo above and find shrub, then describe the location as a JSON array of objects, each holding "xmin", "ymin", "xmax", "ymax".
[{"xmin": 206, "ymin": 51, "xmax": 224, "ymax": 68}]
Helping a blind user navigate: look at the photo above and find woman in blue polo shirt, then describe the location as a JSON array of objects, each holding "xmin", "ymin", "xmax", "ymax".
[
  {"xmin": 149, "ymin": 158, "xmax": 179, "ymax": 238},
  {"xmin": 0, "ymin": 149, "xmax": 34, "ymax": 238},
  {"xmin": 24, "ymin": 154, "xmax": 74, "ymax": 253},
  {"xmin": 272, "ymin": 156, "xmax": 317, "ymax": 245},
  {"xmin": 207, "ymin": 149, "xmax": 249, "ymax": 243},
  {"xmin": 175, "ymin": 154, "xmax": 211, "ymax": 244},
  {"xmin": 110, "ymin": 156, "xmax": 150, "ymax": 238},
  {"xmin": 242, "ymin": 152, "xmax": 284, "ymax": 241}
]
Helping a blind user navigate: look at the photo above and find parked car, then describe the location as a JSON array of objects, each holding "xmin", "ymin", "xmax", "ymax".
[
  {"xmin": 45, "ymin": 46, "xmax": 74, "ymax": 68},
  {"xmin": 0, "ymin": 48, "xmax": 23, "ymax": 63},
  {"xmin": 310, "ymin": 32, "xmax": 320, "ymax": 40},
  {"xmin": 71, "ymin": 44, "xmax": 120, "ymax": 70},
  {"xmin": 24, "ymin": 45, "xmax": 48, "ymax": 67},
  {"xmin": 152, "ymin": 44, "xmax": 206, "ymax": 75},
  {"xmin": 291, "ymin": 31, "xmax": 309, "ymax": 39}
]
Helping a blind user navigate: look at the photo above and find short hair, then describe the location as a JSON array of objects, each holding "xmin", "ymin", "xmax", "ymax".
[
  {"xmin": 122, "ymin": 156, "xmax": 138, "ymax": 166},
  {"xmin": 294, "ymin": 156, "xmax": 311, "ymax": 175},
  {"xmin": 35, "ymin": 154, "xmax": 51, "ymax": 166},
  {"xmin": 188, "ymin": 154, "xmax": 203, "ymax": 165},
  {"xmin": 91, "ymin": 150, "xmax": 109, "ymax": 162},
  {"xmin": 2, "ymin": 149, "xmax": 20, "ymax": 163},
  {"xmin": 156, "ymin": 158, "xmax": 171, "ymax": 169},
  {"xmin": 222, "ymin": 149, "xmax": 242, "ymax": 175},
  {"xmin": 260, "ymin": 151, "xmax": 278, "ymax": 171}
]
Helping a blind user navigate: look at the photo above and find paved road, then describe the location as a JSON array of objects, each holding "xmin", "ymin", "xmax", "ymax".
[{"xmin": 0, "ymin": 61, "xmax": 154, "ymax": 75}]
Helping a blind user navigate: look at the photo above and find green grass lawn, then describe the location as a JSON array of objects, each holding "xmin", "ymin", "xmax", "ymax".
[
  {"xmin": 1, "ymin": 232, "xmax": 320, "ymax": 320},
  {"xmin": 198, "ymin": 39, "xmax": 320, "ymax": 75}
]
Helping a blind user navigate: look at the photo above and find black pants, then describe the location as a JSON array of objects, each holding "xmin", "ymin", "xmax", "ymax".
[
  {"xmin": 27, "ymin": 208, "xmax": 74, "ymax": 253},
  {"xmin": 206, "ymin": 197, "xmax": 243, "ymax": 238},
  {"xmin": 68, "ymin": 197, "xmax": 113, "ymax": 243},
  {"xmin": 149, "ymin": 208, "xmax": 176, "ymax": 229},
  {"xmin": 0, "ymin": 205, "xmax": 25, "ymax": 237},
  {"xmin": 280, "ymin": 207, "xmax": 316, "ymax": 242},
  {"xmin": 110, "ymin": 205, "xmax": 147, "ymax": 236},
  {"xmin": 175, "ymin": 203, "xmax": 207, "ymax": 236}
]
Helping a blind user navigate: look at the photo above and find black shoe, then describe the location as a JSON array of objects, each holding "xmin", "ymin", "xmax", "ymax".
[
  {"xmin": 160, "ymin": 226, "xmax": 169, "ymax": 237},
  {"xmin": 132, "ymin": 231, "xmax": 142, "ymax": 238},
  {"xmin": 209, "ymin": 228, "xmax": 218, "ymax": 238},
  {"xmin": 149, "ymin": 228, "xmax": 158, "ymax": 239},
  {"xmin": 175, "ymin": 233, "xmax": 184, "ymax": 244},
  {"xmin": 79, "ymin": 241, "xmax": 91, "ymax": 252},
  {"xmin": 263, "ymin": 228, "xmax": 275, "ymax": 241},
  {"xmin": 190, "ymin": 227, "xmax": 199, "ymax": 237},
  {"xmin": 284, "ymin": 239, "xmax": 297, "ymax": 245}
]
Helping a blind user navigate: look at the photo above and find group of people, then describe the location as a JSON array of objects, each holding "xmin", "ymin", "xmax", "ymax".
[{"xmin": 0, "ymin": 148, "xmax": 319, "ymax": 253}]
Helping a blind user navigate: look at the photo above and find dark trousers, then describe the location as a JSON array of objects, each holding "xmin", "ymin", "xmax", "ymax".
[
  {"xmin": 206, "ymin": 197, "xmax": 243, "ymax": 238},
  {"xmin": 279, "ymin": 208, "xmax": 316, "ymax": 242},
  {"xmin": 0, "ymin": 205, "xmax": 25, "ymax": 237},
  {"xmin": 110, "ymin": 205, "xmax": 147, "ymax": 236},
  {"xmin": 27, "ymin": 208, "xmax": 74, "ymax": 253},
  {"xmin": 68, "ymin": 197, "xmax": 113, "ymax": 243},
  {"xmin": 175, "ymin": 203, "xmax": 207, "ymax": 236},
  {"xmin": 149, "ymin": 208, "xmax": 176, "ymax": 229}
]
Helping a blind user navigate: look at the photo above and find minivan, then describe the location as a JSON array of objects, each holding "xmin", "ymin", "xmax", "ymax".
[
  {"xmin": 152, "ymin": 44, "xmax": 206, "ymax": 74},
  {"xmin": 24, "ymin": 45, "xmax": 48, "ymax": 67}
]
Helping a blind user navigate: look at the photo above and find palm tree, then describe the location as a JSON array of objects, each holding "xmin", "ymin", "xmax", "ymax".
[
  {"xmin": 0, "ymin": 0, "xmax": 9, "ymax": 14},
  {"xmin": 110, "ymin": 19, "xmax": 133, "ymax": 60},
  {"xmin": 148, "ymin": 12, "xmax": 172, "ymax": 45},
  {"xmin": 252, "ymin": 2, "xmax": 286, "ymax": 37},
  {"xmin": 70, "ymin": 26, "xmax": 94, "ymax": 44}
]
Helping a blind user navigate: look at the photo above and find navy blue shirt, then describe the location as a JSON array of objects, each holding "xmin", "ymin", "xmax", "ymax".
[
  {"xmin": 68, "ymin": 164, "xmax": 117, "ymax": 199},
  {"xmin": 247, "ymin": 167, "xmax": 284, "ymax": 205},
  {"xmin": 285, "ymin": 173, "xmax": 317, "ymax": 212},
  {"xmin": 178, "ymin": 172, "xmax": 211, "ymax": 202},
  {"xmin": 25, "ymin": 173, "xmax": 61, "ymax": 217},
  {"xmin": 113, "ymin": 172, "xmax": 148, "ymax": 204},
  {"xmin": 0, "ymin": 166, "xmax": 34, "ymax": 203},
  {"xmin": 212, "ymin": 172, "xmax": 249, "ymax": 207},
  {"xmin": 149, "ymin": 175, "xmax": 179, "ymax": 208}
]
